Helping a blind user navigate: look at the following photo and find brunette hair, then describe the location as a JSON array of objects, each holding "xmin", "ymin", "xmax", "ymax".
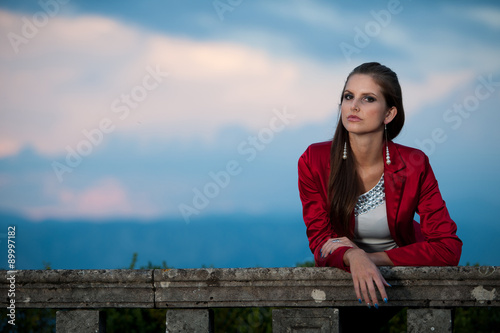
[{"xmin": 327, "ymin": 62, "xmax": 405, "ymax": 237}]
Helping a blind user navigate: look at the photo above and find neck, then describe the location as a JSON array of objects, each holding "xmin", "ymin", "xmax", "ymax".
[{"xmin": 349, "ymin": 132, "xmax": 385, "ymax": 168}]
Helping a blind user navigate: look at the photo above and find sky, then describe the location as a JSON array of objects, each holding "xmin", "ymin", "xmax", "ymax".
[{"xmin": 0, "ymin": 0, "xmax": 500, "ymax": 268}]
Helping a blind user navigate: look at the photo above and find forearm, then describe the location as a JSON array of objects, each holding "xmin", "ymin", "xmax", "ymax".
[
  {"xmin": 367, "ymin": 252, "xmax": 394, "ymax": 266},
  {"xmin": 385, "ymin": 239, "xmax": 462, "ymax": 266},
  {"xmin": 343, "ymin": 248, "xmax": 394, "ymax": 266}
]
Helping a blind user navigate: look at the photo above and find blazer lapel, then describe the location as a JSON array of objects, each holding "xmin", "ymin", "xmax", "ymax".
[{"xmin": 384, "ymin": 142, "xmax": 406, "ymax": 242}]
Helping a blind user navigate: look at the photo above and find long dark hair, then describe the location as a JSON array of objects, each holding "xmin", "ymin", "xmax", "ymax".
[{"xmin": 327, "ymin": 62, "xmax": 405, "ymax": 237}]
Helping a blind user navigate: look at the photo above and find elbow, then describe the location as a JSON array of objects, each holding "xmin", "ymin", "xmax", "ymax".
[
  {"xmin": 435, "ymin": 238, "xmax": 463, "ymax": 266},
  {"xmin": 440, "ymin": 255, "xmax": 460, "ymax": 266}
]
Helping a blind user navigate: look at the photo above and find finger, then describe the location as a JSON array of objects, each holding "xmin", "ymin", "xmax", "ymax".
[
  {"xmin": 320, "ymin": 244, "xmax": 330, "ymax": 257},
  {"xmin": 321, "ymin": 243, "xmax": 336, "ymax": 257},
  {"xmin": 373, "ymin": 277, "xmax": 388, "ymax": 304},
  {"xmin": 352, "ymin": 276, "xmax": 362, "ymax": 304},
  {"xmin": 322, "ymin": 239, "xmax": 335, "ymax": 250},
  {"xmin": 328, "ymin": 241, "xmax": 352, "ymax": 254},
  {"xmin": 321, "ymin": 244, "xmax": 331, "ymax": 256},
  {"xmin": 359, "ymin": 279, "xmax": 371, "ymax": 307},
  {"xmin": 380, "ymin": 275, "xmax": 390, "ymax": 295},
  {"xmin": 322, "ymin": 242, "xmax": 338, "ymax": 255},
  {"xmin": 366, "ymin": 278, "xmax": 380, "ymax": 308}
]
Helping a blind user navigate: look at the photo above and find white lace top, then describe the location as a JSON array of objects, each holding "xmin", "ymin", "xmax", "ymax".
[{"xmin": 353, "ymin": 174, "xmax": 398, "ymax": 253}]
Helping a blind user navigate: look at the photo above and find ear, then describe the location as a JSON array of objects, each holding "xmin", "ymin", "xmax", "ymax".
[{"xmin": 384, "ymin": 106, "xmax": 397, "ymax": 124}]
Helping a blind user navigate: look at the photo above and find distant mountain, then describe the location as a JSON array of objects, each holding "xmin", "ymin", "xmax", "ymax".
[
  {"xmin": 1, "ymin": 208, "xmax": 497, "ymax": 271},
  {"xmin": 0, "ymin": 212, "xmax": 314, "ymax": 270}
]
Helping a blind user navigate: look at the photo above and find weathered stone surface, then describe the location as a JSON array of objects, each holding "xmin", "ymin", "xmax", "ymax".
[
  {"xmin": 154, "ymin": 266, "xmax": 500, "ymax": 308},
  {"xmin": 272, "ymin": 308, "xmax": 339, "ymax": 333},
  {"xmin": 407, "ymin": 308, "xmax": 452, "ymax": 333},
  {"xmin": 56, "ymin": 310, "xmax": 106, "ymax": 333},
  {"xmin": 1, "ymin": 266, "xmax": 499, "ymax": 309},
  {"xmin": 155, "ymin": 267, "xmax": 354, "ymax": 308},
  {"xmin": 0, "ymin": 270, "xmax": 154, "ymax": 308},
  {"xmin": 166, "ymin": 309, "xmax": 213, "ymax": 333}
]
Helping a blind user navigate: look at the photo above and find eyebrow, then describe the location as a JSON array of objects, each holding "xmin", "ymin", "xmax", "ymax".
[{"xmin": 343, "ymin": 89, "xmax": 379, "ymax": 97}]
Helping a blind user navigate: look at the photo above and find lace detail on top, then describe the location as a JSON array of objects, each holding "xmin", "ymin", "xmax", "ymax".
[{"xmin": 354, "ymin": 175, "xmax": 385, "ymax": 217}]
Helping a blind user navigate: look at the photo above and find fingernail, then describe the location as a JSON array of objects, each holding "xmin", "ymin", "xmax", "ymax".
[
  {"xmin": 384, "ymin": 298, "xmax": 388, "ymax": 303},
  {"xmin": 374, "ymin": 303, "xmax": 379, "ymax": 309},
  {"xmin": 358, "ymin": 299, "xmax": 362, "ymax": 304},
  {"xmin": 367, "ymin": 303, "xmax": 371, "ymax": 309},
  {"xmin": 387, "ymin": 283, "xmax": 392, "ymax": 287}
]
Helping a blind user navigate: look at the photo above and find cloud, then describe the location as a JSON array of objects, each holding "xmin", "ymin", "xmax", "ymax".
[
  {"xmin": 373, "ymin": 21, "xmax": 499, "ymax": 113},
  {"xmin": 25, "ymin": 177, "xmax": 158, "ymax": 221},
  {"xmin": 447, "ymin": 5, "xmax": 500, "ymax": 30},
  {"xmin": 400, "ymin": 70, "xmax": 476, "ymax": 114},
  {"xmin": 0, "ymin": 9, "xmax": 346, "ymax": 158},
  {"xmin": 259, "ymin": 0, "xmax": 346, "ymax": 31},
  {"xmin": 377, "ymin": 17, "xmax": 500, "ymax": 74},
  {"xmin": 1, "ymin": 4, "xmax": 499, "ymax": 160}
]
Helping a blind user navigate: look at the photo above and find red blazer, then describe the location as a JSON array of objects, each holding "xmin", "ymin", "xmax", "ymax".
[{"xmin": 298, "ymin": 140, "xmax": 462, "ymax": 271}]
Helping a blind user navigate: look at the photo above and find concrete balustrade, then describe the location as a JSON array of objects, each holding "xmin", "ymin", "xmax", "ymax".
[{"xmin": 2, "ymin": 266, "xmax": 499, "ymax": 332}]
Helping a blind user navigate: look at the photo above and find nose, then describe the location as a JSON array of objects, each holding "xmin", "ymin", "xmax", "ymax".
[{"xmin": 351, "ymin": 100, "xmax": 359, "ymax": 112}]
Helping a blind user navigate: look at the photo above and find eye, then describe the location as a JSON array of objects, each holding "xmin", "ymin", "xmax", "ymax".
[
  {"xmin": 343, "ymin": 93, "xmax": 353, "ymax": 100},
  {"xmin": 364, "ymin": 96, "xmax": 376, "ymax": 102}
]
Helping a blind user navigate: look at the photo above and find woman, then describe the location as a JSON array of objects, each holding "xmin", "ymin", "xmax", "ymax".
[{"xmin": 298, "ymin": 62, "xmax": 462, "ymax": 310}]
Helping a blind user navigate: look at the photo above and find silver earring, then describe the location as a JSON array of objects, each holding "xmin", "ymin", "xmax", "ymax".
[
  {"xmin": 385, "ymin": 124, "xmax": 391, "ymax": 165},
  {"xmin": 343, "ymin": 142, "xmax": 347, "ymax": 160}
]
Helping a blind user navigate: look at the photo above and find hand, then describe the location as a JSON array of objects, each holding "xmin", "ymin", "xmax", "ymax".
[
  {"xmin": 320, "ymin": 237, "xmax": 358, "ymax": 258},
  {"xmin": 344, "ymin": 248, "xmax": 390, "ymax": 308}
]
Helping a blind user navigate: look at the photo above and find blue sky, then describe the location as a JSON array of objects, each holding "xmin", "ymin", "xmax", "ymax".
[{"xmin": 1, "ymin": 0, "xmax": 500, "ymax": 267}]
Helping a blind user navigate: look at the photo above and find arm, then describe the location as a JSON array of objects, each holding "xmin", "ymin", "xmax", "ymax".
[
  {"xmin": 367, "ymin": 252, "xmax": 394, "ymax": 266},
  {"xmin": 385, "ymin": 154, "xmax": 462, "ymax": 266},
  {"xmin": 298, "ymin": 148, "xmax": 351, "ymax": 271}
]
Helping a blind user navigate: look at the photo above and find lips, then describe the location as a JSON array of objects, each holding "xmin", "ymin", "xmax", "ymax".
[{"xmin": 347, "ymin": 115, "xmax": 361, "ymax": 121}]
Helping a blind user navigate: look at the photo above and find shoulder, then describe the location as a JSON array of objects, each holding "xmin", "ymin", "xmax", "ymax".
[
  {"xmin": 391, "ymin": 142, "xmax": 428, "ymax": 160},
  {"xmin": 390, "ymin": 142, "xmax": 430, "ymax": 171},
  {"xmin": 303, "ymin": 140, "xmax": 332, "ymax": 155},
  {"xmin": 393, "ymin": 142, "xmax": 425, "ymax": 156},
  {"xmin": 300, "ymin": 141, "xmax": 331, "ymax": 161},
  {"xmin": 298, "ymin": 141, "xmax": 331, "ymax": 169}
]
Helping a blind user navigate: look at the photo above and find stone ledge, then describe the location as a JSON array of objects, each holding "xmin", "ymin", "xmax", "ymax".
[
  {"xmin": 154, "ymin": 266, "xmax": 500, "ymax": 308},
  {"xmin": 2, "ymin": 269, "xmax": 154, "ymax": 308},
  {"xmin": 1, "ymin": 266, "xmax": 498, "ymax": 309}
]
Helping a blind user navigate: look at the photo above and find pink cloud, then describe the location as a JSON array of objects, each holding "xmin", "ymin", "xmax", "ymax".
[{"xmin": 26, "ymin": 178, "xmax": 159, "ymax": 221}]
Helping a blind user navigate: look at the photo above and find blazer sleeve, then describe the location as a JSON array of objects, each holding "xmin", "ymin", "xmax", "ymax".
[
  {"xmin": 298, "ymin": 147, "xmax": 351, "ymax": 271},
  {"xmin": 385, "ymin": 154, "xmax": 462, "ymax": 266}
]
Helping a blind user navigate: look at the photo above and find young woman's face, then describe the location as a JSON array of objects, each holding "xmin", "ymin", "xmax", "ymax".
[{"xmin": 341, "ymin": 74, "xmax": 395, "ymax": 136}]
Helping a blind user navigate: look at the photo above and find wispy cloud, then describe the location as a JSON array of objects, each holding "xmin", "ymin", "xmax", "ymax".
[
  {"xmin": 449, "ymin": 5, "xmax": 500, "ymax": 30},
  {"xmin": 26, "ymin": 177, "xmax": 158, "ymax": 221},
  {"xmin": 259, "ymin": 0, "xmax": 347, "ymax": 31},
  {"xmin": 1, "ymin": 2, "xmax": 500, "ymax": 222},
  {"xmin": 0, "ymin": 9, "xmax": 345, "ymax": 157}
]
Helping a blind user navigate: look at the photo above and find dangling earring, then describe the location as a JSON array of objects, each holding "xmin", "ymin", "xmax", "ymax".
[
  {"xmin": 343, "ymin": 142, "xmax": 347, "ymax": 160},
  {"xmin": 385, "ymin": 124, "xmax": 391, "ymax": 165}
]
